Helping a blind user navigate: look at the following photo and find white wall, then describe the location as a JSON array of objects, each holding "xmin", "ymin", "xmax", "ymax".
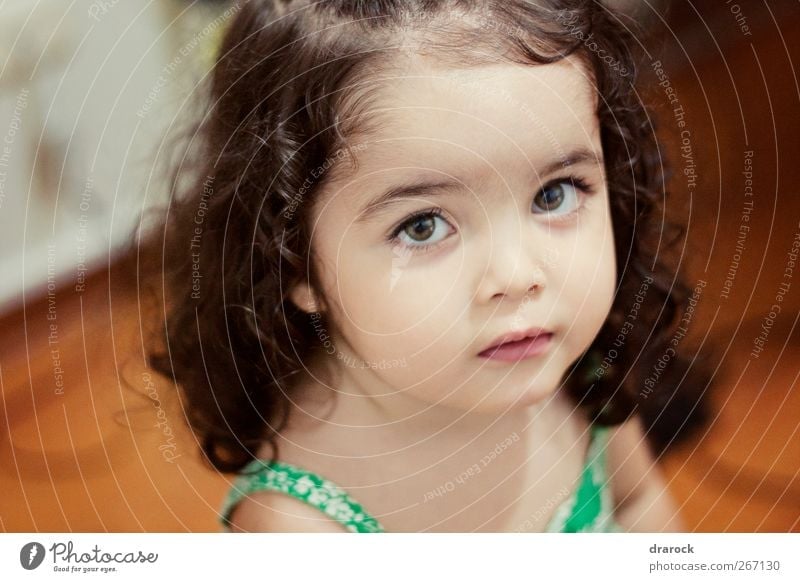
[{"xmin": 0, "ymin": 0, "xmax": 227, "ymax": 313}]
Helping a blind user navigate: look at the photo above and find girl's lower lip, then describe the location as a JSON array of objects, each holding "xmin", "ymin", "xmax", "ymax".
[{"xmin": 478, "ymin": 333, "xmax": 553, "ymax": 362}]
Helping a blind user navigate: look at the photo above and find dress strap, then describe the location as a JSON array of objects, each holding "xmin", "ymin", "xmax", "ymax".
[
  {"xmin": 219, "ymin": 459, "xmax": 385, "ymax": 533},
  {"xmin": 545, "ymin": 423, "xmax": 622, "ymax": 532}
]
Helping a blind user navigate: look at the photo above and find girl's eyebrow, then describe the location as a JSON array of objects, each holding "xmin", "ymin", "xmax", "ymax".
[{"xmin": 354, "ymin": 147, "xmax": 602, "ymax": 224}]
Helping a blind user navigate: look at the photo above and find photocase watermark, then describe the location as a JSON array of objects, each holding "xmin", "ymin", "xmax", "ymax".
[
  {"xmin": 594, "ymin": 274, "xmax": 654, "ymax": 379},
  {"xmin": 75, "ymin": 175, "xmax": 95, "ymax": 293},
  {"xmin": 45, "ymin": 245, "xmax": 65, "ymax": 396},
  {"xmin": 336, "ymin": 351, "xmax": 408, "ymax": 370},
  {"xmin": 136, "ymin": 1, "xmax": 245, "ymax": 118},
  {"xmin": 309, "ymin": 311, "xmax": 336, "ymax": 355},
  {"xmin": 20, "ymin": 542, "xmax": 46, "ymax": 570},
  {"xmin": 283, "ymin": 143, "xmax": 369, "ymax": 222},
  {"xmin": 33, "ymin": 540, "xmax": 158, "ymax": 574},
  {"xmin": 392, "ymin": 9, "xmax": 525, "ymax": 39},
  {"xmin": 422, "ymin": 432, "xmax": 520, "ymax": 502},
  {"xmin": 142, "ymin": 372, "xmax": 181, "ymax": 463},
  {"xmin": 720, "ymin": 150, "xmax": 754, "ymax": 300},
  {"xmin": 725, "ymin": 0, "xmax": 753, "ymax": 37},
  {"xmin": 190, "ymin": 175, "xmax": 214, "ymax": 300},
  {"xmin": 308, "ymin": 312, "xmax": 407, "ymax": 369},
  {"xmin": 389, "ymin": 242, "xmax": 413, "ymax": 292},
  {"xmin": 750, "ymin": 222, "xmax": 799, "ymax": 359},
  {"xmin": 555, "ymin": 10, "xmax": 629, "ymax": 77},
  {"xmin": 651, "ymin": 60, "xmax": 698, "ymax": 195},
  {"xmin": 87, "ymin": 0, "xmax": 122, "ymax": 22},
  {"xmin": 640, "ymin": 279, "xmax": 706, "ymax": 399},
  {"xmin": 0, "ymin": 87, "xmax": 29, "ymax": 211},
  {"xmin": 471, "ymin": 12, "xmax": 525, "ymax": 39},
  {"xmin": 20, "ymin": 539, "xmax": 159, "ymax": 573},
  {"xmin": 513, "ymin": 486, "xmax": 571, "ymax": 532}
]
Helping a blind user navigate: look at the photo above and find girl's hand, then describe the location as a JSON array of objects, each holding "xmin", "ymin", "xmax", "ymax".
[{"xmin": 605, "ymin": 416, "xmax": 686, "ymax": 532}]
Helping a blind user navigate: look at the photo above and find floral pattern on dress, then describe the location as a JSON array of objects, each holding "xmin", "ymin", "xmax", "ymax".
[
  {"xmin": 219, "ymin": 459, "xmax": 384, "ymax": 533},
  {"xmin": 546, "ymin": 424, "xmax": 623, "ymax": 533}
]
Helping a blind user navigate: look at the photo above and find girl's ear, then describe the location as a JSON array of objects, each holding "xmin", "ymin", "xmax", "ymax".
[{"xmin": 289, "ymin": 281, "xmax": 323, "ymax": 315}]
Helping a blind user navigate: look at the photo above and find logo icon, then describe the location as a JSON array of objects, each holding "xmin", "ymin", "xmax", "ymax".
[
  {"xmin": 389, "ymin": 243, "xmax": 412, "ymax": 292},
  {"xmin": 20, "ymin": 542, "xmax": 46, "ymax": 570}
]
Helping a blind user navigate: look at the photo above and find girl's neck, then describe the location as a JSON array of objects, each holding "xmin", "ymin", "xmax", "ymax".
[
  {"xmin": 281, "ymin": 353, "xmax": 570, "ymax": 461},
  {"xmin": 270, "ymin": 354, "xmax": 590, "ymax": 532}
]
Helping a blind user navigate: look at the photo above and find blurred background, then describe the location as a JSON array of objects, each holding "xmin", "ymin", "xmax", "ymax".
[{"xmin": 1, "ymin": 0, "xmax": 798, "ymax": 532}]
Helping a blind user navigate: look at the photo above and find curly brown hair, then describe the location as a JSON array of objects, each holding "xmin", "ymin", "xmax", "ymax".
[{"xmin": 139, "ymin": 0, "xmax": 716, "ymax": 474}]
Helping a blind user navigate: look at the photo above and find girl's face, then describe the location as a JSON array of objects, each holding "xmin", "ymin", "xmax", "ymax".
[{"xmin": 291, "ymin": 56, "xmax": 617, "ymax": 415}]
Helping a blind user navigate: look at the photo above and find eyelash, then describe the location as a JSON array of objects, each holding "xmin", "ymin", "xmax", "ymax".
[
  {"xmin": 385, "ymin": 207, "xmax": 451, "ymax": 255},
  {"xmin": 384, "ymin": 175, "xmax": 594, "ymax": 255}
]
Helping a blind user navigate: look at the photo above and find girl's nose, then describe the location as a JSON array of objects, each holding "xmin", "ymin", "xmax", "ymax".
[{"xmin": 477, "ymin": 226, "xmax": 547, "ymax": 303}]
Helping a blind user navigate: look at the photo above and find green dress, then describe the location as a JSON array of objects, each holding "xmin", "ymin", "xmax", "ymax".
[{"xmin": 219, "ymin": 423, "xmax": 622, "ymax": 533}]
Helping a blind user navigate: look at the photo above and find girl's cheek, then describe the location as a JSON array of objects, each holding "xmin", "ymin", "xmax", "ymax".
[
  {"xmin": 331, "ymin": 263, "xmax": 424, "ymax": 333},
  {"xmin": 572, "ymin": 252, "xmax": 616, "ymax": 336}
]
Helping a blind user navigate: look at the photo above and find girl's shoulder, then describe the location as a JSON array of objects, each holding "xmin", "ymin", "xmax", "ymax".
[
  {"xmin": 601, "ymin": 415, "xmax": 684, "ymax": 531},
  {"xmin": 220, "ymin": 457, "xmax": 385, "ymax": 533},
  {"xmin": 226, "ymin": 487, "xmax": 349, "ymax": 533}
]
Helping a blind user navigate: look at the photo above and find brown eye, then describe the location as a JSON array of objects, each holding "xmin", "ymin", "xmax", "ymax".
[
  {"xmin": 403, "ymin": 214, "xmax": 436, "ymax": 242},
  {"xmin": 532, "ymin": 179, "xmax": 583, "ymax": 216},
  {"xmin": 387, "ymin": 208, "xmax": 454, "ymax": 254}
]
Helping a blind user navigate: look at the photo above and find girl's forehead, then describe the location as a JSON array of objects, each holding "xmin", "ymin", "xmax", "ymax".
[
  {"xmin": 339, "ymin": 58, "xmax": 599, "ymax": 174},
  {"xmin": 371, "ymin": 53, "xmax": 595, "ymax": 112}
]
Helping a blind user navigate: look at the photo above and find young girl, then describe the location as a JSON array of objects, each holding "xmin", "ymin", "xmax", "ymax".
[{"xmin": 145, "ymin": 0, "xmax": 711, "ymax": 533}]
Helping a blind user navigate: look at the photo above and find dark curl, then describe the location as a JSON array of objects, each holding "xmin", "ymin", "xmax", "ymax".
[{"xmin": 140, "ymin": 0, "xmax": 715, "ymax": 474}]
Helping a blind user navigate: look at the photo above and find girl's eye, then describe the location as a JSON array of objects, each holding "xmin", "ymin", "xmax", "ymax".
[
  {"xmin": 532, "ymin": 176, "xmax": 592, "ymax": 219},
  {"xmin": 385, "ymin": 208, "xmax": 454, "ymax": 255},
  {"xmin": 384, "ymin": 175, "xmax": 593, "ymax": 254}
]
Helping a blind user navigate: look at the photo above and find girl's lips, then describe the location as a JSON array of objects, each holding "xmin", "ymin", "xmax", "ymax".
[{"xmin": 478, "ymin": 333, "xmax": 553, "ymax": 362}]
